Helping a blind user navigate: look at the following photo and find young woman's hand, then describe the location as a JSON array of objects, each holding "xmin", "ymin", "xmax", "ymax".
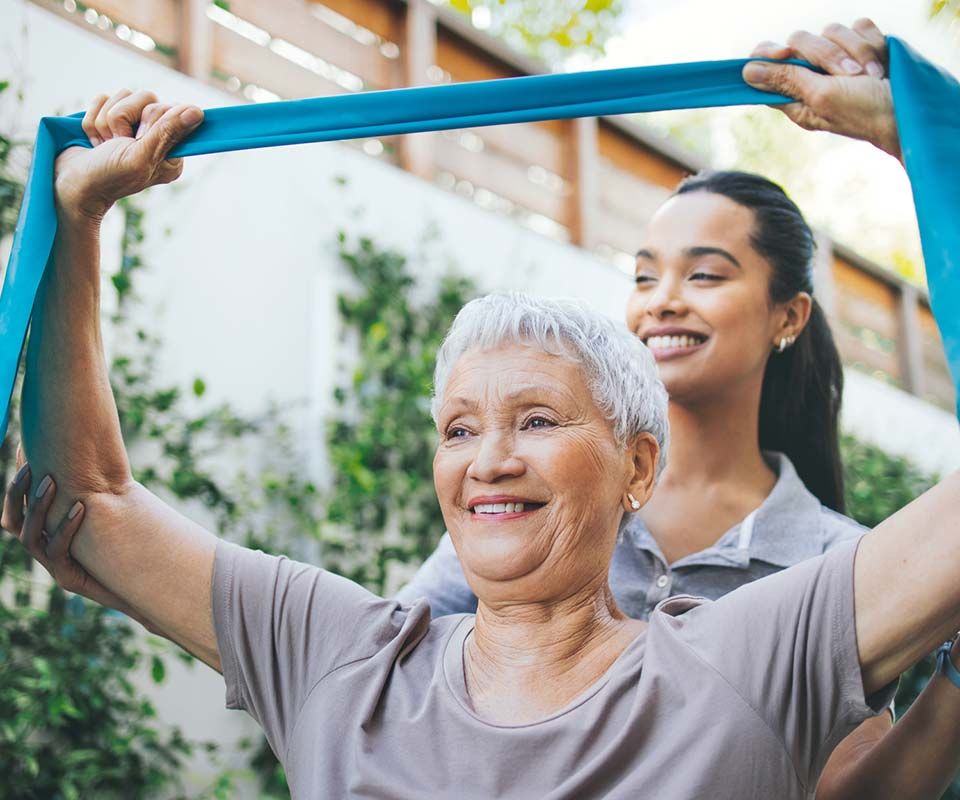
[
  {"xmin": 54, "ymin": 90, "xmax": 204, "ymax": 225},
  {"xmin": 742, "ymin": 19, "xmax": 901, "ymax": 160},
  {"xmin": 1, "ymin": 461, "xmax": 162, "ymax": 634}
]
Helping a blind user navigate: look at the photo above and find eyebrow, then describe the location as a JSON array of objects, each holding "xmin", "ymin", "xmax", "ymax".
[
  {"xmin": 635, "ymin": 246, "xmax": 742, "ymax": 270},
  {"xmin": 441, "ymin": 385, "xmax": 576, "ymax": 416}
]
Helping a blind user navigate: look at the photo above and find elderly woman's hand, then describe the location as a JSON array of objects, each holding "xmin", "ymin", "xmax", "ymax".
[
  {"xmin": 54, "ymin": 90, "xmax": 204, "ymax": 225},
  {"xmin": 1, "ymin": 461, "xmax": 164, "ymax": 634},
  {"xmin": 741, "ymin": 19, "xmax": 901, "ymax": 161}
]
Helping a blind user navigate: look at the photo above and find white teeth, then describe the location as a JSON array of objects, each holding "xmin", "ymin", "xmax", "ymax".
[
  {"xmin": 474, "ymin": 502, "xmax": 530, "ymax": 514},
  {"xmin": 645, "ymin": 335, "xmax": 704, "ymax": 350}
]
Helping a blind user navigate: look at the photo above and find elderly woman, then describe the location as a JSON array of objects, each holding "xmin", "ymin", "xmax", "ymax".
[{"xmin": 7, "ymin": 46, "xmax": 960, "ymax": 800}]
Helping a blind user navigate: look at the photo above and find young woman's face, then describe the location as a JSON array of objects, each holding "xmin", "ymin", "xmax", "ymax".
[{"xmin": 625, "ymin": 191, "xmax": 789, "ymax": 405}]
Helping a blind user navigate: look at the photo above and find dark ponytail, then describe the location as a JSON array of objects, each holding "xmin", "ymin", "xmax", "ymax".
[{"xmin": 674, "ymin": 171, "xmax": 846, "ymax": 512}]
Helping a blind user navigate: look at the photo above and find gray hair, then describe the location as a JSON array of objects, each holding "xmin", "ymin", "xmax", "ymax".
[{"xmin": 431, "ymin": 292, "xmax": 669, "ymax": 477}]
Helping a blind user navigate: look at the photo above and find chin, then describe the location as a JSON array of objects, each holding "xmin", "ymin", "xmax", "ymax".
[{"xmin": 458, "ymin": 536, "xmax": 545, "ymax": 585}]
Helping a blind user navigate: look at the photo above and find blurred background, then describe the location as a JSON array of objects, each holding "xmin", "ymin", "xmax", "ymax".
[{"xmin": 1, "ymin": 0, "xmax": 959, "ymax": 797}]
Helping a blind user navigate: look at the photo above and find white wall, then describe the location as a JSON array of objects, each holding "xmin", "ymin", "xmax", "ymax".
[{"xmin": 2, "ymin": 0, "xmax": 959, "ymax": 794}]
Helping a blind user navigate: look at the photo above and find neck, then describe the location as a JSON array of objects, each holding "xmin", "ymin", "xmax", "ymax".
[
  {"xmin": 663, "ymin": 375, "xmax": 771, "ymax": 487},
  {"xmin": 466, "ymin": 577, "xmax": 643, "ymax": 720}
]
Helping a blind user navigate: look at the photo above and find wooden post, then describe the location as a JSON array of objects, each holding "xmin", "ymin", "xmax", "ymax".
[
  {"xmin": 568, "ymin": 117, "xmax": 598, "ymax": 249},
  {"xmin": 179, "ymin": 0, "xmax": 212, "ymax": 81},
  {"xmin": 897, "ymin": 284, "xmax": 925, "ymax": 396},
  {"xmin": 398, "ymin": 0, "xmax": 437, "ymax": 180},
  {"xmin": 812, "ymin": 232, "xmax": 838, "ymax": 320}
]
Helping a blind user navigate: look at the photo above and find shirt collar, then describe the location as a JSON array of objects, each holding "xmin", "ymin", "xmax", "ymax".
[{"xmin": 623, "ymin": 452, "xmax": 828, "ymax": 570}]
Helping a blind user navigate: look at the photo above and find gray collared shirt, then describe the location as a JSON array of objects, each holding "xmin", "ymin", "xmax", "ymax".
[{"xmin": 394, "ymin": 452, "xmax": 867, "ymax": 620}]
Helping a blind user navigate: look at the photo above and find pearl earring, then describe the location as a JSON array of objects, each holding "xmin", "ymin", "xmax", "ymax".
[{"xmin": 628, "ymin": 494, "xmax": 641, "ymax": 510}]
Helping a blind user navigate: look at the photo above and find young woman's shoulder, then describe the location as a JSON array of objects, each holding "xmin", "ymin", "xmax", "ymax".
[{"xmin": 819, "ymin": 506, "xmax": 869, "ymax": 551}]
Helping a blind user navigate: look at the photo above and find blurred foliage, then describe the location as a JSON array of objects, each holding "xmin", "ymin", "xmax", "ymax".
[
  {"xmin": 323, "ymin": 232, "xmax": 477, "ymax": 594},
  {"xmin": 841, "ymin": 434, "xmax": 959, "ymax": 799},
  {"xmin": 445, "ymin": 0, "xmax": 624, "ymax": 64},
  {"xmin": 932, "ymin": 0, "xmax": 960, "ymax": 19}
]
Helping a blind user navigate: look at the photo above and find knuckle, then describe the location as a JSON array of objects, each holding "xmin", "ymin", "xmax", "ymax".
[{"xmin": 822, "ymin": 22, "xmax": 845, "ymax": 38}]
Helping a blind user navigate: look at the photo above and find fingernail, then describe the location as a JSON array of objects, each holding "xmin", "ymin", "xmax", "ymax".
[
  {"xmin": 68, "ymin": 501, "xmax": 84, "ymax": 520},
  {"xmin": 180, "ymin": 107, "xmax": 202, "ymax": 126},
  {"xmin": 842, "ymin": 58, "xmax": 862, "ymax": 75},
  {"xmin": 14, "ymin": 463, "xmax": 30, "ymax": 485},
  {"xmin": 742, "ymin": 62, "xmax": 770, "ymax": 87},
  {"xmin": 35, "ymin": 475, "xmax": 52, "ymax": 500},
  {"xmin": 866, "ymin": 61, "xmax": 884, "ymax": 78}
]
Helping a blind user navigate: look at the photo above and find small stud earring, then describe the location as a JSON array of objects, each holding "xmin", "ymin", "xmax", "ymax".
[
  {"xmin": 777, "ymin": 337, "xmax": 787, "ymax": 353},
  {"xmin": 628, "ymin": 494, "xmax": 641, "ymax": 510}
]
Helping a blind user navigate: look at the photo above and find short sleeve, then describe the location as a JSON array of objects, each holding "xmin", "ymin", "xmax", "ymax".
[
  {"xmin": 211, "ymin": 539, "xmax": 407, "ymax": 758},
  {"xmin": 393, "ymin": 532, "xmax": 478, "ymax": 616},
  {"xmin": 667, "ymin": 538, "xmax": 894, "ymax": 792}
]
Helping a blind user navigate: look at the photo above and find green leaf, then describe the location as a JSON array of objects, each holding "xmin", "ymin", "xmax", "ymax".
[
  {"xmin": 193, "ymin": 377, "xmax": 207, "ymax": 397},
  {"xmin": 150, "ymin": 655, "xmax": 166, "ymax": 684}
]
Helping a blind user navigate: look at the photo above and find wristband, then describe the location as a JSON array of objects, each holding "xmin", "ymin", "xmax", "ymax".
[{"xmin": 936, "ymin": 639, "xmax": 960, "ymax": 690}]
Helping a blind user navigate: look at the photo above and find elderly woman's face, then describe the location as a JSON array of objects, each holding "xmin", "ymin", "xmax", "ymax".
[{"xmin": 433, "ymin": 343, "xmax": 638, "ymax": 599}]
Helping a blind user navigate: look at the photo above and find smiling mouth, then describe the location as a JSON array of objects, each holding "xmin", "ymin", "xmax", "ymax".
[{"xmin": 470, "ymin": 502, "xmax": 546, "ymax": 517}]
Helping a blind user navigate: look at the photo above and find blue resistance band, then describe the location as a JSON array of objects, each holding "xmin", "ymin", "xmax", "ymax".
[{"xmin": 1, "ymin": 37, "xmax": 957, "ymax": 440}]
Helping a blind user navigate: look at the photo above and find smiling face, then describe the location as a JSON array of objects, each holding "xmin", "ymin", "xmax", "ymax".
[
  {"xmin": 625, "ymin": 191, "xmax": 795, "ymax": 404},
  {"xmin": 433, "ymin": 343, "xmax": 657, "ymax": 603}
]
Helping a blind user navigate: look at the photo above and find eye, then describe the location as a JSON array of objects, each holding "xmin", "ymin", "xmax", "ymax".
[
  {"xmin": 634, "ymin": 274, "xmax": 656, "ymax": 286},
  {"xmin": 523, "ymin": 415, "xmax": 556, "ymax": 430},
  {"xmin": 445, "ymin": 426, "xmax": 472, "ymax": 441},
  {"xmin": 689, "ymin": 272, "xmax": 725, "ymax": 282}
]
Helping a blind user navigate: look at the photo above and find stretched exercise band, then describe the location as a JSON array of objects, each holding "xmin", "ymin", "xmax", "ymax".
[{"xmin": 1, "ymin": 36, "xmax": 957, "ymax": 440}]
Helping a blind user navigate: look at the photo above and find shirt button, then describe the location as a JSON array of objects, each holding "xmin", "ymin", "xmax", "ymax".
[{"xmin": 656, "ymin": 575, "xmax": 669, "ymax": 589}]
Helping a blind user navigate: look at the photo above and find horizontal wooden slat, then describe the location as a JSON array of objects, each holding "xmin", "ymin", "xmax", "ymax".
[
  {"xmin": 213, "ymin": 25, "xmax": 345, "ymax": 99},
  {"xmin": 833, "ymin": 255, "xmax": 899, "ymax": 311},
  {"xmin": 227, "ymin": 0, "xmax": 393, "ymax": 89},
  {"xmin": 598, "ymin": 121, "xmax": 688, "ymax": 191},
  {"xmin": 835, "ymin": 296, "xmax": 898, "ymax": 342},
  {"xmin": 84, "ymin": 0, "xmax": 179, "ymax": 47},
  {"xmin": 836, "ymin": 331, "xmax": 900, "ymax": 381},
  {"xmin": 308, "ymin": 0, "xmax": 400, "ymax": 43},
  {"xmin": 436, "ymin": 27, "xmax": 519, "ymax": 83},
  {"xmin": 597, "ymin": 161, "xmax": 670, "ymax": 227},
  {"xmin": 469, "ymin": 123, "xmax": 566, "ymax": 177},
  {"xmin": 434, "ymin": 138, "xmax": 565, "ymax": 222}
]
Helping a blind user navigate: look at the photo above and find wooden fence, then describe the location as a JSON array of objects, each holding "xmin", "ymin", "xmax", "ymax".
[{"xmin": 33, "ymin": 0, "xmax": 956, "ymax": 411}]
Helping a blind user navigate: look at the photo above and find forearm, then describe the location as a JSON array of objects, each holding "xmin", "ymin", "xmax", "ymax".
[
  {"xmin": 818, "ymin": 676, "xmax": 960, "ymax": 799},
  {"xmin": 21, "ymin": 210, "xmax": 132, "ymax": 521}
]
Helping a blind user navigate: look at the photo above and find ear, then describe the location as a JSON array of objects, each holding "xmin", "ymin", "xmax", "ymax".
[
  {"xmin": 774, "ymin": 291, "xmax": 813, "ymax": 342},
  {"xmin": 622, "ymin": 432, "xmax": 660, "ymax": 513}
]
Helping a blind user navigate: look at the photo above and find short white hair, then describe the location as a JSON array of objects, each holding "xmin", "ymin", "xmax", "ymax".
[{"xmin": 431, "ymin": 292, "xmax": 669, "ymax": 477}]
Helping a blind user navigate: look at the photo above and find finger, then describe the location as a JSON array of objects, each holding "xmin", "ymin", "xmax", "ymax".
[
  {"xmin": 45, "ymin": 501, "xmax": 84, "ymax": 567},
  {"xmin": 852, "ymin": 18, "xmax": 888, "ymax": 68},
  {"xmin": 787, "ymin": 29, "xmax": 863, "ymax": 76},
  {"xmin": 20, "ymin": 474, "xmax": 55, "ymax": 569},
  {"xmin": 750, "ymin": 41, "xmax": 794, "ymax": 60},
  {"xmin": 139, "ymin": 103, "xmax": 203, "ymax": 165},
  {"xmin": 821, "ymin": 22, "xmax": 885, "ymax": 78},
  {"xmin": 742, "ymin": 60, "xmax": 828, "ymax": 104},
  {"xmin": 105, "ymin": 89, "xmax": 158, "ymax": 139},
  {"xmin": 135, "ymin": 102, "xmax": 171, "ymax": 141},
  {"xmin": 1, "ymin": 463, "xmax": 30, "ymax": 534},
  {"xmin": 94, "ymin": 88, "xmax": 133, "ymax": 142},
  {"xmin": 82, "ymin": 93, "xmax": 109, "ymax": 146}
]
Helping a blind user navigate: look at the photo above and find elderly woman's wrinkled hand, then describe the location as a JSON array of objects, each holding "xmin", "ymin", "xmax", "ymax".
[
  {"xmin": 54, "ymin": 90, "xmax": 203, "ymax": 225},
  {"xmin": 741, "ymin": 19, "xmax": 901, "ymax": 160}
]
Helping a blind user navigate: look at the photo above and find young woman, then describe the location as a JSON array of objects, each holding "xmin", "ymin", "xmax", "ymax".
[{"xmin": 7, "ymin": 17, "xmax": 960, "ymax": 800}]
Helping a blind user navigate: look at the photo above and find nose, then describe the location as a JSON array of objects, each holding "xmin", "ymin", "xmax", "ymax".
[
  {"xmin": 645, "ymin": 275, "xmax": 688, "ymax": 320},
  {"xmin": 466, "ymin": 429, "xmax": 526, "ymax": 484}
]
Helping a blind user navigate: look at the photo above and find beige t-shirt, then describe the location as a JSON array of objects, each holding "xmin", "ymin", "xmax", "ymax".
[{"xmin": 212, "ymin": 537, "xmax": 892, "ymax": 799}]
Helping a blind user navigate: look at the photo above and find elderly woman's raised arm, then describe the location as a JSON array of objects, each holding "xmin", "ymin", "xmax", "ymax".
[{"xmin": 16, "ymin": 91, "xmax": 221, "ymax": 667}]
